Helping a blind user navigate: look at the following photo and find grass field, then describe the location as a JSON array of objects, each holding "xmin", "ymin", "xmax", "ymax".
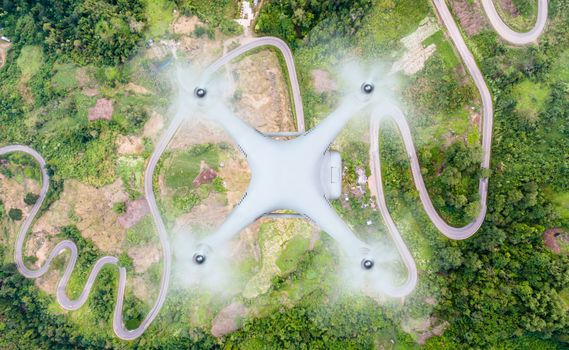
[
  {"xmin": 512, "ymin": 80, "xmax": 550, "ymax": 124},
  {"xmin": 145, "ymin": 0, "xmax": 175, "ymax": 38},
  {"xmin": 276, "ymin": 232, "xmax": 311, "ymax": 273},
  {"xmin": 423, "ymin": 30, "xmax": 460, "ymax": 69},
  {"xmin": 51, "ymin": 63, "xmax": 78, "ymax": 93},
  {"xmin": 163, "ymin": 144, "xmax": 219, "ymax": 189},
  {"xmin": 552, "ymin": 192, "xmax": 569, "ymax": 219},
  {"xmin": 16, "ymin": 45, "xmax": 43, "ymax": 78}
]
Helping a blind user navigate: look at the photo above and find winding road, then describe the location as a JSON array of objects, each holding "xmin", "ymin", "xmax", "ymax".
[
  {"xmin": 368, "ymin": 0, "xmax": 548, "ymax": 296},
  {"xmin": 1, "ymin": 0, "xmax": 548, "ymax": 339}
]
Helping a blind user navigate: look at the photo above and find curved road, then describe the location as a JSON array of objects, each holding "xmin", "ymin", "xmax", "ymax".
[
  {"xmin": 368, "ymin": 0, "xmax": 548, "ymax": 297},
  {"xmin": 481, "ymin": 0, "xmax": 548, "ymax": 45}
]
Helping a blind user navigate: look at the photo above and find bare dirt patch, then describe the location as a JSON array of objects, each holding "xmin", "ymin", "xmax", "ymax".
[
  {"xmin": 0, "ymin": 41, "xmax": 11, "ymax": 69},
  {"xmin": 218, "ymin": 150, "xmax": 250, "ymax": 208},
  {"xmin": 132, "ymin": 275, "xmax": 150, "ymax": 301},
  {"xmin": 75, "ymin": 67, "xmax": 91, "ymax": 87},
  {"xmin": 128, "ymin": 244, "xmax": 160, "ymax": 273},
  {"xmin": 83, "ymin": 87, "xmax": 99, "ymax": 97},
  {"xmin": 0, "ymin": 175, "xmax": 41, "ymax": 219},
  {"xmin": 116, "ymin": 135, "xmax": 144, "ymax": 155},
  {"xmin": 499, "ymin": 0, "xmax": 520, "ymax": 16},
  {"xmin": 171, "ymin": 15, "xmax": 200, "ymax": 35},
  {"xmin": 544, "ymin": 227, "xmax": 565, "ymax": 254},
  {"xmin": 174, "ymin": 194, "xmax": 229, "ymax": 231},
  {"xmin": 231, "ymin": 50, "xmax": 295, "ymax": 133},
  {"xmin": 125, "ymin": 82, "xmax": 153, "ymax": 95},
  {"xmin": 211, "ymin": 302, "xmax": 248, "ymax": 337},
  {"xmin": 169, "ymin": 118, "xmax": 233, "ymax": 150},
  {"xmin": 143, "ymin": 110, "xmax": 165, "ymax": 142},
  {"xmin": 450, "ymin": 0, "xmax": 488, "ymax": 36},
  {"xmin": 31, "ymin": 179, "xmax": 129, "ymax": 263},
  {"xmin": 88, "ymin": 98, "xmax": 113, "ymax": 121},
  {"xmin": 172, "ymin": 32, "xmax": 225, "ymax": 68},
  {"xmin": 118, "ymin": 198, "xmax": 150, "ymax": 229},
  {"xmin": 311, "ymin": 69, "xmax": 337, "ymax": 93}
]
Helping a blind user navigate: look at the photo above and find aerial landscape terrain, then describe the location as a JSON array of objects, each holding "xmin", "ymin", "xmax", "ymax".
[{"xmin": 1, "ymin": 0, "xmax": 569, "ymax": 349}]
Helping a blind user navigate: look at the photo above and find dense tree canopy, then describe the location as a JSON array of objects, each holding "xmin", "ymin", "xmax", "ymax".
[{"xmin": 1, "ymin": 0, "xmax": 145, "ymax": 64}]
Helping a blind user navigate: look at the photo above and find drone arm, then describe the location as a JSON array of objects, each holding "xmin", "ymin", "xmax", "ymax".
[
  {"xmin": 301, "ymin": 96, "xmax": 369, "ymax": 150},
  {"xmin": 202, "ymin": 102, "xmax": 268, "ymax": 158},
  {"xmin": 199, "ymin": 190, "xmax": 269, "ymax": 248},
  {"xmin": 302, "ymin": 196, "xmax": 369, "ymax": 252}
]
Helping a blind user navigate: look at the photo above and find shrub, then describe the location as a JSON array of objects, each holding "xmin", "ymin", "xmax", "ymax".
[
  {"xmin": 24, "ymin": 192, "xmax": 39, "ymax": 206},
  {"xmin": 113, "ymin": 202, "xmax": 127, "ymax": 214},
  {"xmin": 8, "ymin": 208, "xmax": 23, "ymax": 221}
]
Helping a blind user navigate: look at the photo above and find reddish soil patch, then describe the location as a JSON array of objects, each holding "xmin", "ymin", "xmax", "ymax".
[
  {"xmin": 88, "ymin": 98, "xmax": 113, "ymax": 121},
  {"xmin": 193, "ymin": 164, "xmax": 217, "ymax": 187},
  {"xmin": 450, "ymin": 0, "xmax": 488, "ymax": 36},
  {"xmin": 311, "ymin": 69, "xmax": 337, "ymax": 93},
  {"xmin": 211, "ymin": 302, "xmax": 247, "ymax": 337},
  {"xmin": 499, "ymin": 0, "xmax": 520, "ymax": 16},
  {"xmin": 118, "ymin": 198, "xmax": 150, "ymax": 229},
  {"xmin": 470, "ymin": 112, "xmax": 481, "ymax": 128},
  {"xmin": 544, "ymin": 228, "xmax": 565, "ymax": 254}
]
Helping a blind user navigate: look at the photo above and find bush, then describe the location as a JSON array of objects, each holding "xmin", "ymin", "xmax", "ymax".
[
  {"xmin": 24, "ymin": 192, "xmax": 40, "ymax": 206},
  {"xmin": 113, "ymin": 202, "xmax": 127, "ymax": 215},
  {"xmin": 8, "ymin": 208, "xmax": 23, "ymax": 221}
]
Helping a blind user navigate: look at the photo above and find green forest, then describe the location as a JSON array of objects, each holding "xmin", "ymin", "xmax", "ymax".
[{"xmin": 1, "ymin": 0, "xmax": 569, "ymax": 349}]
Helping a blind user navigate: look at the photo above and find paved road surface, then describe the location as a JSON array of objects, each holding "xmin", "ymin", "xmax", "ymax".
[
  {"xmin": 367, "ymin": 0, "xmax": 548, "ymax": 297},
  {"xmin": 481, "ymin": 0, "xmax": 548, "ymax": 45}
]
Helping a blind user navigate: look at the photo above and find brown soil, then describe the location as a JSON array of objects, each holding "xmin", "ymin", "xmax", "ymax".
[
  {"xmin": 171, "ymin": 16, "xmax": 200, "ymax": 35},
  {"xmin": 311, "ymin": 69, "xmax": 337, "ymax": 93},
  {"xmin": 176, "ymin": 35, "xmax": 224, "ymax": 69},
  {"xmin": 470, "ymin": 112, "xmax": 481, "ymax": 128},
  {"xmin": 450, "ymin": 0, "xmax": 488, "ymax": 36},
  {"xmin": 544, "ymin": 227, "xmax": 565, "ymax": 254},
  {"xmin": 143, "ymin": 110, "xmax": 165, "ymax": 142},
  {"xmin": 132, "ymin": 275, "xmax": 151, "ymax": 301},
  {"xmin": 169, "ymin": 118, "xmax": 232, "ymax": 150},
  {"xmin": 125, "ymin": 82, "xmax": 152, "ymax": 95},
  {"xmin": 211, "ymin": 302, "xmax": 247, "ymax": 337},
  {"xmin": 231, "ymin": 50, "xmax": 295, "ymax": 133},
  {"xmin": 88, "ymin": 98, "xmax": 113, "ymax": 121},
  {"xmin": 82, "ymin": 87, "xmax": 99, "ymax": 97},
  {"xmin": 75, "ymin": 67, "xmax": 91, "ymax": 87},
  {"xmin": 218, "ymin": 150, "xmax": 250, "ymax": 208},
  {"xmin": 128, "ymin": 244, "xmax": 160, "ymax": 273},
  {"xmin": 118, "ymin": 198, "xmax": 150, "ymax": 229},
  {"xmin": 0, "ymin": 174, "xmax": 41, "ymax": 220},
  {"xmin": 499, "ymin": 0, "xmax": 520, "ymax": 16},
  {"xmin": 31, "ymin": 179, "xmax": 129, "ymax": 264},
  {"xmin": 174, "ymin": 194, "xmax": 229, "ymax": 231},
  {"xmin": 0, "ymin": 41, "xmax": 11, "ymax": 70},
  {"xmin": 116, "ymin": 135, "xmax": 144, "ymax": 155}
]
